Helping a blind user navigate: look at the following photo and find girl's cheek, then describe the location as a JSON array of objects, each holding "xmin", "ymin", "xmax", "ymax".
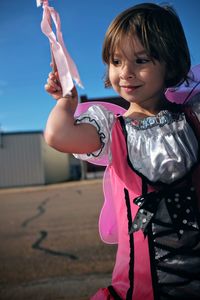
[{"xmin": 109, "ymin": 66, "xmax": 118, "ymax": 81}]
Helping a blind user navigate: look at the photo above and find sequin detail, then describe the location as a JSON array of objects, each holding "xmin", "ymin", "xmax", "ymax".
[
  {"xmin": 130, "ymin": 185, "xmax": 199, "ymax": 239},
  {"xmin": 126, "ymin": 111, "xmax": 184, "ymax": 130}
]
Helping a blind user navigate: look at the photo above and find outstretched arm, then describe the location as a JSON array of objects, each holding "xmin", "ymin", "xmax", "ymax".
[{"xmin": 44, "ymin": 72, "xmax": 101, "ymax": 154}]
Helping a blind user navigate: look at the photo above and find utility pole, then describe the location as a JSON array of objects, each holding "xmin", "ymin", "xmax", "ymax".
[{"xmin": 80, "ymin": 160, "xmax": 87, "ymax": 180}]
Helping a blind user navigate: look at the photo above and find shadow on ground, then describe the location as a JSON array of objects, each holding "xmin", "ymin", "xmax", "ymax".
[{"xmin": 0, "ymin": 180, "xmax": 116, "ymax": 300}]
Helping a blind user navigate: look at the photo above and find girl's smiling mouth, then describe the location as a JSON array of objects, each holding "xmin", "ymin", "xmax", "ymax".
[{"xmin": 121, "ymin": 85, "xmax": 141, "ymax": 93}]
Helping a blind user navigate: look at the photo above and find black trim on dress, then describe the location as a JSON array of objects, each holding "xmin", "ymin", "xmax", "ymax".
[
  {"xmin": 124, "ymin": 188, "xmax": 134, "ymax": 300},
  {"xmin": 108, "ymin": 285, "xmax": 123, "ymax": 300}
]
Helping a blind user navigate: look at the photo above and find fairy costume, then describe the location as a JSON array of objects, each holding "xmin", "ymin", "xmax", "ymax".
[
  {"xmin": 38, "ymin": 2, "xmax": 200, "ymax": 296},
  {"xmin": 74, "ymin": 92, "xmax": 200, "ymax": 300}
]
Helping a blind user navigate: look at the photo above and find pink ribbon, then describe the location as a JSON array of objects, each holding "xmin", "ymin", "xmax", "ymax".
[{"xmin": 37, "ymin": 0, "xmax": 83, "ymax": 96}]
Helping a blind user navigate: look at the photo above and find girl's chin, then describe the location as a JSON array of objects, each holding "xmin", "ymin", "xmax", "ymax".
[{"xmin": 120, "ymin": 94, "xmax": 137, "ymax": 103}]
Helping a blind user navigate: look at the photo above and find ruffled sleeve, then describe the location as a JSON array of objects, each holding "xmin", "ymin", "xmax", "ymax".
[{"xmin": 73, "ymin": 105, "xmax": 115, "ymax": 163}]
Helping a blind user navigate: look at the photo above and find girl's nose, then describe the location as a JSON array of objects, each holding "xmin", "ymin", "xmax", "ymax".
[{"xmin": 119, "ymin": 64, "xmax": 135, "ymax": 80}]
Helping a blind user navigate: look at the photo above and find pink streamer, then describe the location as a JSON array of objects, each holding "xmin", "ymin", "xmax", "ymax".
[{"xmin": 37, "ymin": 0, "xmax": 83, "ymax": 96}]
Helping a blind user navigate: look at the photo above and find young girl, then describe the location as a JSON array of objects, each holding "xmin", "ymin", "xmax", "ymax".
[{"xmin": 44, "ymin": 3, "xmax": 200, "ymax": 300}]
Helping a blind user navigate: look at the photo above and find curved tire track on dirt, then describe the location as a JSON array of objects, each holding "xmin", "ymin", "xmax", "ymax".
[
  {"xmin": 32, "ymin": 230, "xmax": 78, "ymax": 260},
  {"xmin": 21, "ymin": 198, "xmax": 50, "ymax": 228},
  {"xmin": 21, "ymin": 194, "xmax": 78, "ymax": 260}
]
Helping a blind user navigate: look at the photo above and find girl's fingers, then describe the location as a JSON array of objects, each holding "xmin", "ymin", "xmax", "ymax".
[
  {"xmin": 48, "ymin": 71, "xmax": 59, "ymax": 81},
  {"xmin": 45, "ymin": 83, "xmax": 62, "ymax": 100},
  {"xmin": 45, "ymin": 83, "xmax": 56, "ymax": 93},
  {"xmin": 45, "ymin": 72, "xmax": 78, "ymax": 102},
  {"xmin": 47, "ymin": 78, "xmax": 61, "ymax": 90},
  {"xmin": 45, "ymin": 73, "xmax": 62, "ymax": 92},
  {"xmin": 45, "ymin": 81, "xmax": 60, "ymax": 94}
]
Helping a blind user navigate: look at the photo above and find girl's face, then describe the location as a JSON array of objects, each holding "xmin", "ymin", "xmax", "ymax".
[{"xmin": 108, "ymin": 35, "xmax": 166, "ymax": 113}]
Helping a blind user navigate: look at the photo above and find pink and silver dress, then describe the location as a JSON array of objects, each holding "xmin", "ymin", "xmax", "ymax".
[{"xmin": 74, "ymin": 97, "xmax": 200, "ymax": 300}]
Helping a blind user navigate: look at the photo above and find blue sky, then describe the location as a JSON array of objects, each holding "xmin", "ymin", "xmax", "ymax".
[{"xmin": 0, "ymin": 0, "xmax": 200, "ymax": 132}]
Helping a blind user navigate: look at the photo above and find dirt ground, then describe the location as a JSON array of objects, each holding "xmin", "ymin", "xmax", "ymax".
[{"xmin": 0, "ymin": 179, "xmax": 117, "ymax": 300}]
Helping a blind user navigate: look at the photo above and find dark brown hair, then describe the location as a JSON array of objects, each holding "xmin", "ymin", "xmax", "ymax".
[{"xmin": 102, "ymin": 3, "xmax": 191, "ymax": 88}]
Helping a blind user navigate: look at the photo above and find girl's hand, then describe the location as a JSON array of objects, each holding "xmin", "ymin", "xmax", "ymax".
[
  {"xmin": 44, "ymin": 71, "xmax": 101, "ymax": 154},
  {"xmin": 44, "ymin": 71, "xmax": 64, "ymax": 100},
  {"xmin": 45, "ymin": 71, "xmax": 78, "ymax": 113}
]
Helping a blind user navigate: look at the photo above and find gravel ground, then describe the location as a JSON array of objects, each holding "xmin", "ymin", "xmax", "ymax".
[{"xmin": 0, "ymin": 180, "xmax": 116, "ymax": 300}]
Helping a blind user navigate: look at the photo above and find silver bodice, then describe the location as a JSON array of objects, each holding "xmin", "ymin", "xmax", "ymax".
[{"xmin": 74, "ymin": 99, "xmax": 200, "ymax": 184}]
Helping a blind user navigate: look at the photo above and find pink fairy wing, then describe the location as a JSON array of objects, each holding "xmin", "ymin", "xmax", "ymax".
[
  {"xmin": 75, "ymin": 101, "xmax": 126, "ymax": 117},
  {"xmin": 75, "ymin": 102, "xmax": 125, "ymax": 244},
  {"xmin": 98, "ymin": 166, "xmax": 118, "ymax": 244},
  {"xmin": 165, "ymin": 64, "xmax": 200, "ymax": 104},
  {"xmin": 75, "ymin": 101, "xmax": 126, "ymax": 166}
]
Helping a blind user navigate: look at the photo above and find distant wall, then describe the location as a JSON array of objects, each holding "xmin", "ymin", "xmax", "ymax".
[
  {"xmin": 42, "ymin": 136, "xmax": 70, "ymax": 184},
  {"xmin": 0, "ymin": 132, "xmax": 71, "ymax": 188},
  {"xmin": 0, "ymin": 132, "xmax": 45, "ymax": 188}
]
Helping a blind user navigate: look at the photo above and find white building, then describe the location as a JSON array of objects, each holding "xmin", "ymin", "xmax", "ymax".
[
  {"xmin": 0, "ymin": 131, "xmax": 75, "ymax": 188},
  {"xmin": 0, "ymin": 96, "xmax": 125, "ymax": 188}
]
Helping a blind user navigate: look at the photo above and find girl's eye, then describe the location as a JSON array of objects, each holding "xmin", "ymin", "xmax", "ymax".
[
  {"xmin": 135, "ymin": 58, "xmax": 150, "ymax": 64},
  {"xmin": 112, "ymin": 58, "xmax": 121, "ymax": 66}
]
